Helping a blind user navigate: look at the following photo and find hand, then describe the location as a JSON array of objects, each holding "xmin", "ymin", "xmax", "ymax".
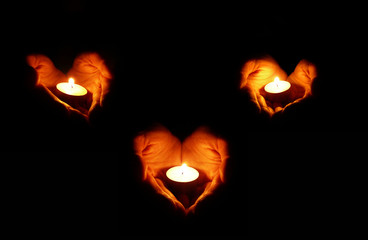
[
  {"xmin": 134, "ymin": 125, "xmax": 229, "ymax": 214},
  {"xmin": 240, "ymin": 55, "xmax": 288, "ymax": 116},
  {"xmin": 26, "ymin": 52, "xmax": 113, "ymax": 117},
  {"xmin": 240, "ymin": 55, "xmax": 317, "ymax": 116}
]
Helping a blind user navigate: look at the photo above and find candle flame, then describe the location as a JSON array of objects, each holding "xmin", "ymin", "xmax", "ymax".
[
  {"xmin": 68, "ymin": 78, "xmax": 75, "ymax": 88},
  {"xmin": 180, "ymin": 163, "xmax": 188, "ymax": 175},
  {"xmin": 274, "ymin": 77, "xmax": 280, "ymax": 87}
]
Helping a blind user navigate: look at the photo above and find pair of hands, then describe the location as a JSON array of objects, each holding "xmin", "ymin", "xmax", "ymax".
[
  {"xmin": 26, "ymin": 52, "xmax": 112, "ymax": 118},
  {"xmin": 240, "ymin": 55, "xmax": 317, "ymax": 116},
  {"xmin": 134, "ymin": 125, "xmax": 229, "ymax": 214}
]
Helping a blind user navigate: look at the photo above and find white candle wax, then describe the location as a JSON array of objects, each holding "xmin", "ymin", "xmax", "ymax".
[{"xmin": 166, "ymin": 163, "xmax": 199, "ymax": 183}]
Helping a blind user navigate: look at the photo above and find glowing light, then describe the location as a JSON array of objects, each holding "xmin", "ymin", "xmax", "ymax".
[
  {"xmin": 68, "ymin": 78, "xmax": 75, "ymax": 88},
  {"xmin": 56, "ymin": 78, "xmax": 87, "ymax": 96},
  {"xmin": 166, "ymin": 163, "xmax": 199, "ymax": 183},
  {"xmin": 264, "ymin": 76, "xmax": 291, "ymax": 94}
]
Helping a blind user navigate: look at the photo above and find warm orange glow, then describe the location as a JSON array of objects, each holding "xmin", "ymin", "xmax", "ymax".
[
  {"xmin": 26, "ymin": 52, "xmax": 113, "ymax": 115},
  {"xmin": 134, "ymin": 125, "xmax": 229, "ymax": 213},
  {"xmin": 240, "ymin": 56, "xmax": 318, "ymax": 116},
  {"xmin": 166, "ymin": 163, "xmax": 199, "ymax": 183}
]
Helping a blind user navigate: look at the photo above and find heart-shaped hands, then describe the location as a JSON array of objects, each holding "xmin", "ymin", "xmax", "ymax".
[
  {"xmin": 134, "ymin": 125, "xmax": 229, "ymax": 214},
  {"xmin": 240, "ymin": 55, "xmax": 317, "ymax": 116},
  {"xmin": 26, "ymin": 52, "xmax": 113, "ymax": 117}
]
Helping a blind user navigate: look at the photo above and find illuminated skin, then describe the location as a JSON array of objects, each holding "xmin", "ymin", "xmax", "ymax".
[
  {"xmin": 134, "ymin": 125, "xmax": 229, "ymax": 214},
  {"xmin": 26, "ymin": 52, "xmax": 113, "ymax": 117},
  {"xmin": 240, "ymin": 56, "xmax": 317, "ymax": 116},
  {"xmin": 182, "ymin": 126, "xmax": 229, "ymax": 213}
]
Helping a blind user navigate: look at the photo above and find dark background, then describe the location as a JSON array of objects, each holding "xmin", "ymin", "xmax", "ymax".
[{"xmin": 2, "ymin": 1, "xmax": 365, "ymax": 237}]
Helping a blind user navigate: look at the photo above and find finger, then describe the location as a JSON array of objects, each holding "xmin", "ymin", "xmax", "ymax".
[
  {"xmin": 257, "ymin": 93, "xmax": 274, "ymax": 116},
  {"xmin": 274, "ymin": 105, "xmax": 283, "ymax": 113},
  {"xmin": 272, "ymin": 102, "xmax": 284, "ymax": 113},
  {"xmin": 172, "ymin": 197, "xmax": 186, "ymax": 212},
  {"xmin": 186, "ymin": 182, "xmax": 214, "ymax": 214},
  {"xmin": 283, "ymin": 97, "xmax": 304, "ymax": 111},
  {"xmin": 147, "ymin": 175, "xmax": 186, "ymax": 212},
  {"xmin": 247, "ymin": 89, "xmax": 262, "ymax": 112},
  {"xmin": 186, "ymin": 204, "xmax": 196, "ymax": 215},
  {"xmin": 26, "ymin": 54, "xmax": 66, "ymax": 87},
  {"xmin": 155, "ymin": 177, "xmax": 178, "ymax": 201},
  {"xmin": 89, "ymin": 85, "xmax": 102, "ymax": 114}
]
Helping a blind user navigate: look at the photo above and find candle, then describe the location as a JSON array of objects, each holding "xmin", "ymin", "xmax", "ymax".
[
  {"xmin": 263, "ymin": 77, "xmax": 291, "ymax": 104},
  {"xmin": 54, "ymin": 78, "xmax": 92, "ymax": 113},
  {"xmin": 56, "ymin": 78, "xmax": 88, "ymax": 96},
  {"xmin": 166, "ymin": 163, "xmax": 199, "ymax": 183},
  {"xmin": 264, "ymin": 77, "xmax": 291, "ymax": 94}
]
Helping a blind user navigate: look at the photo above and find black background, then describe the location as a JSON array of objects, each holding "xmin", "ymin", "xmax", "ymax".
[{"xmin": 2, "ymin": 1, "xmax": 365, "ymax": 237}]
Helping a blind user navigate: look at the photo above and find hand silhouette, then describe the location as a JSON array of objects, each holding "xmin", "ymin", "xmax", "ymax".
[
  {"xmin": 26, "ymin": 52, "xmax": 113, "ymax": 117},
  {"xmin": 134, "ymin": 124, "xmax": 229, "ymax": 214},
  {"xmin": 240, "ymin": 55, "xmax": 317, "ymax": 116}
]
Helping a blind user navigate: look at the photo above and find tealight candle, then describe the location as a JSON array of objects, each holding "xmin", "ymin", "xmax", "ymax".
[
  {"xmin": 166, "ymin": 163, "xmax": 199, "ymax": 183},
  {"xmin": 164, "ymin": 163, "xmax": 202, "ymax": 208},
  {"xmin": 54, "ymin": 78, "xmax": 92, "ymax": 112},
  {"xmin": 56, "ymin": 78, "xmax": 88, "ymax": 96},
  {"xmin": 264, "ymin": 77, "xmax": 291, "ymax": 104}
]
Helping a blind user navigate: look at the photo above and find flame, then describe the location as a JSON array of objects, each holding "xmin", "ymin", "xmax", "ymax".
[
  {"xmin": 180, "ymin": 163, "xmax": 188, "ymax": 175},
  {"xmin": 68, "ymin": 78, "xmax": 75, "ymax": 88},
  {"xmin": 274, "ymin": 77, "xmax": 280, "ymax": 87}
]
